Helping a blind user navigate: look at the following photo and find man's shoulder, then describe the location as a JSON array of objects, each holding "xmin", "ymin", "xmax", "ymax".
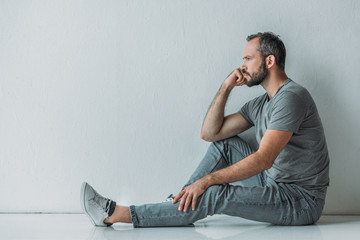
[
  {"xmin": 277, "ymin": 79, "xmax": 313, "ymax": 103},
  {"xmin": 248, "ymin": 92, "xmax": 268, "ymax": 104}
]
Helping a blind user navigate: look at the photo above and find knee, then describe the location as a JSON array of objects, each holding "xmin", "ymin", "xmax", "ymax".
[
  {"xmin": 212, "ymin": 136, "xmax": 254, "ymax": 153},
  {"xmin": 212, "ymin": 136, "xmax": 243, "ymax": 149},
  {"xmin": 214, "ymin": 136, "xmax": 241, "ymax": 144}
]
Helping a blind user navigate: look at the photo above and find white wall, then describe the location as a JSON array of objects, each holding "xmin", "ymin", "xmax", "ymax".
[{"xmin": 0, "ymin": 0, "xmax": 359, "ymax": 214}]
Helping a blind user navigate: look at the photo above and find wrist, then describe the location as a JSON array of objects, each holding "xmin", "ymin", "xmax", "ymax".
[
  {"xmin": 202, "ymin": 174, "xmax": 215, "ymax": 188},
  {"xmin": 221, "ymin": 82, "xmax": 234, "ymax": 93}
]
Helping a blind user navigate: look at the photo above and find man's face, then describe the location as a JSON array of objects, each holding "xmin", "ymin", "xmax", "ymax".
[{"xmin": 241, "ymin": 38, "xmax": 269, "ymax": 87}]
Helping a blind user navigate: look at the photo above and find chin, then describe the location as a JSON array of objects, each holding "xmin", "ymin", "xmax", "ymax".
[{"xmin": 247, "ymin": 79, "xmax": 263, "ymax": 87}]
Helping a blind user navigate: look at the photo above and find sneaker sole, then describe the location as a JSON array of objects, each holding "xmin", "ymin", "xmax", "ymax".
[{"xmin": 80, "ymin": 182, "xmax": 98, "ymax": 226}]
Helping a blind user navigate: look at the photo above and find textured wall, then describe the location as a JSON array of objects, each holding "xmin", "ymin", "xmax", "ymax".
[{"xmin": 0, "ymin": 0, "xmax": 359, "ymax": 214}]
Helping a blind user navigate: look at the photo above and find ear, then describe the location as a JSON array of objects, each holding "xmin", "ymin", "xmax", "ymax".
[{"xmin": 266, "ymin": 55, "xmax": 276, "ymax": 69}]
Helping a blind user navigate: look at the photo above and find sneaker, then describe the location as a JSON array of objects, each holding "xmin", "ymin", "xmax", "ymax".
[
  {"xmin": 163, "ymin": 194, "xmax": 175, "ymax": 202},
  {"xmin": 80, "ymin": 182, "xmax": 116, "ymax": 227}
]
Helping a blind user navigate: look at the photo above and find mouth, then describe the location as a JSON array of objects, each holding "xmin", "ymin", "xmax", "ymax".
[
  {"xmin": 242, "ymin": 71, "xmax": 250, "ymax": 78},
  {"xmin": 243, "ymin": 74, "xmax": 250, "ymax": 81}
]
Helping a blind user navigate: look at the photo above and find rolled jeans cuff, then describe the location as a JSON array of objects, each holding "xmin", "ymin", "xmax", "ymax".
[{"xmin": 129, "ymin": 205, "xmax": 139, "ymax": 228}]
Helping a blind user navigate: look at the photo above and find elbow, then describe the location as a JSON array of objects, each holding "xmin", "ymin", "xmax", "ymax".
[
  {"xmin": 200, "ymin": 131, "xmax": 215, "ymax": 142},
  {"xmin": 263, "ymin": 161, "xmax": 274, "ymax": 170},
  {"xmin": 263, "ymin": 157, "xmax": 276, "ymax": 170},
  {"xmin": 255, "ymin": 151, "xmax": 275, "ymax": 170}
]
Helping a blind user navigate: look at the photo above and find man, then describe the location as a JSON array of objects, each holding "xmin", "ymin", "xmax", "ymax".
[{"xmin": 81, "ymin": 32, "xmax": 329, "ymax": 227}]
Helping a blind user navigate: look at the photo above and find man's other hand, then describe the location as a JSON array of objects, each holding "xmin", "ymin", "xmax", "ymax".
[{"xmin": 172, "ymin": 178, "xmax": 209, "ymax": 212}]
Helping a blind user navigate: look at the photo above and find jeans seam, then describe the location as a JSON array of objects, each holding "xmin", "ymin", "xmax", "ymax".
[
  {"xmin": 213, "ymin": 139, "xmax": 250, "ymax": 169},
  {"xmin": 227, "ymin": 142, "xmax": 251, "ymax": 160},
  {"xmin": 227, "ymin": 196, "xmax": 288, "ymax": 207},
  {"xmin": 182, "ymin": 154, "xmax": 224, "ymax": 190},
  {"xmin": 134, "ymin": 207, "xmax": 206, "ymax": 227}
]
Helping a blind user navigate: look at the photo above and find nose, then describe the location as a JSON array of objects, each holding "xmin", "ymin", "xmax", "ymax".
[{"xmin": 240, "ymin": 62, "xmax": 247, "ymax": 72}]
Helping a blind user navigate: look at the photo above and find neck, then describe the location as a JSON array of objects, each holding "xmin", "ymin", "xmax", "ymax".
[{"xmin": 261, "ymin": 70, "xmax": 288, "ymax": 99}]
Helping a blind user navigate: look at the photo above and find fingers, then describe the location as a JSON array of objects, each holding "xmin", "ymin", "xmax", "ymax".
[
  {"xmin": 176, "ymin": 193, "xmax": 198, "ymax": 212},
  {"xmin": 173, "ymin": 190, "xmax": 195, "ymax": 212},
  {"xmin": 233, "ymin": 68, "xmax": 246, "ymax": 86},
  {"xmin": 178, "ymin": 192, "xmax": 188, "ymax": 211},
  {"xmin": 178, "ymin": 193, "xmax": 195, "ymax": 212},
  {"xmin": 192, "ymin": 195, "xmax": 198, "ymax": 211},
  {"xmin": 172, "ymin": 181, "xmax": 206, "ymax": 212},
  {"xmin": 172, "ymin": 190, "xmax": 184, "ymax": 204},
  {"xmin": 233, "ymin": 68, "xmax": 243, "ymax": 78},
  {"xmin": 183, "ymin": 193, "xmax": 192, "ymax": 212}
]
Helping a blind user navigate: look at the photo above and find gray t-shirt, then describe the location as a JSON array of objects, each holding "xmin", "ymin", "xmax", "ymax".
[{"xmin": 239, "ymin": 79, "xmax": 329, "ymax": 199}]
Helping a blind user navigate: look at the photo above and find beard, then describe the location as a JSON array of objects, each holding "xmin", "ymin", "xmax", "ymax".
[{"xmin": 242, "ymin": 59, "xmax": 269, "ymax": 87}]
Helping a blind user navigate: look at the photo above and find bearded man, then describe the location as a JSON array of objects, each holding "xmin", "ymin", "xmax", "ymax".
[{"xmin": 81, "ymin": 32, "xmax": 329, "ymax": 227}]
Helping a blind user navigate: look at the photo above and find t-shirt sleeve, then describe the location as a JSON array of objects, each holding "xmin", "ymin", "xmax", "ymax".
[
  {"xmin": 239, "ymin": 100, "xmax": 255, "ymax": 126},
  {"xmin": 268, "ymin": 91, "xmax": 307, "ymax": 133}
]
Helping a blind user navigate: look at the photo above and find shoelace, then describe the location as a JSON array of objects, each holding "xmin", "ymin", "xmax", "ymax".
[
  {"xmin": 92, "ymin": 191, "xmax": 111, "ymax": 213},
  {"xmin": 163, "ymin": 194, "xmax": 175, "ymax": 202}
]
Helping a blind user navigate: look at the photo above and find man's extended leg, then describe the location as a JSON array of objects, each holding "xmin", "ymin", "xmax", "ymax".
[
  {"xmin": 128, "ymin": 178, "xmax": 324, "ymax": 227},
  {"xmin": 86, "ymin": 180, "xmax": 323, "ymax": 227}
]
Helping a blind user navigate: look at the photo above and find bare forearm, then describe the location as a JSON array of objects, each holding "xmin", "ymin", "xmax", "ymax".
[
  {"xmin": 203, "ymin": 152, "xmax": 268, "ymax": 187},
  {"xmin": 201, "ymin": 83, "xmax": 233, "ymax": 139}
]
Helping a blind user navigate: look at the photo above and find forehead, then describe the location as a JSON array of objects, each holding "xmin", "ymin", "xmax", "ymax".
[{"xmin": 243, "ymin": 38, "xmax": 261, "ymax": 57}]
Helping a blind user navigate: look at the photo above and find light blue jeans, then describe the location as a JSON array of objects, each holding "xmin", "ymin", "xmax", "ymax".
[{"xmin": 129, "ymin": 136, "xmax": 325, "ymax": 227}]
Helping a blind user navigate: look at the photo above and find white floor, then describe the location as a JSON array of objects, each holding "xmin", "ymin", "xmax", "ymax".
[{"xmin": 1, "ymin": 214, "xmax": 359, "ymax": 240}]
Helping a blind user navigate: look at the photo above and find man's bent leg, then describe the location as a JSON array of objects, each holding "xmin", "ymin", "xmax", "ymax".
[
  {"xmin": 183, "ymin": 136, "xmax": 264, "ymax": 189},
  {"xmin": 130, "ymin": 178, "xmax": 324, "ymax": 227}
]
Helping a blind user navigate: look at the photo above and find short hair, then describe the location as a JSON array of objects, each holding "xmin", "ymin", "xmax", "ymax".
[{"xmin": 247, "ymin": 32, "xmax": 286, "ymax": 70}]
